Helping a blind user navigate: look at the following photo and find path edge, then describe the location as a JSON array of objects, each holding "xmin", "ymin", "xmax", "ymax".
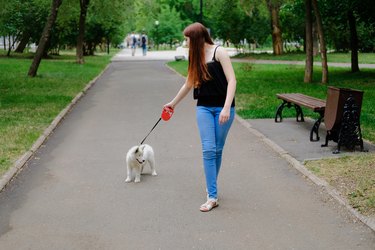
[{"xmin": 0, "ymin": 64, "xmax": 111, "ymax": 193}]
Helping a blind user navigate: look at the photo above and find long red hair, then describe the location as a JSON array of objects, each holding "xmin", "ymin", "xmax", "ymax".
[{"xmin": 183, "ymin": 23, "xmax": 214, "ymax": 88}]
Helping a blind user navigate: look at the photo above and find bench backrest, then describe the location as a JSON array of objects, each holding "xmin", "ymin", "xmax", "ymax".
[{"xmin": 324, "ymin": 87, "xmax": 364, "ymax": 130}]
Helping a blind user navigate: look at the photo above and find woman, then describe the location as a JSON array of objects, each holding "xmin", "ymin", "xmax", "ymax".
[{"xmin": 164, "ymin": 23, "xmax": 236, "ymax": 212}]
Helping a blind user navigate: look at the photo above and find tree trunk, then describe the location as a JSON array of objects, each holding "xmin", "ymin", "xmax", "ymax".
[
  {"xmin": 7, "ymin": 33, "xmax": 21, "ymax": 56},
  {"xmin": 312, "ymin": 0, "xmax": 328, "ymax": 83},
  {"xmin": 348, "ymin": 10, "xmax": 359, "ymax": 73},
  {"xmin": 107, "ymin": 37, "xmax": 110, "ymax": 54},
  {"xmin": 312, "ymin": 22, "xmax": 319, "ymax": 56},
  {"xmin": 28, "ymin": 0, "xmax": 63, "ymax": 77},
  {"xmin": 87, "ymin": 42, "xmax": 94, "ymax": 56},
  {"xmin": 304, "ymin": 0, "xmax": 313, "ymax": 83},
  {"xmin": 7, "ymin": 35, "xmax": 12, "ymax": 53},
  {"xmin": 76, "ymin": 0, "xmax": 90, "ymax": 64},
  {"xmin": 266, "ymin": 1, "xmax": 283, "ymax": 55},
  {"xmin": 15, "ymin": 32, "xmax": 31, "ymax": 53}
]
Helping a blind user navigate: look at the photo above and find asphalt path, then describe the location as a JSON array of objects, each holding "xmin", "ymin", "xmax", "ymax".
[{"xmin": 0, "ymin": 50, "xmax": 374, "ymax": 249}]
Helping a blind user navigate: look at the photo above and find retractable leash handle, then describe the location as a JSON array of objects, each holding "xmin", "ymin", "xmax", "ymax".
[
  {"xmin": 139, "ymin": 107, "xmax": 174, "ymax": 145},
  {"xmin": 161, "ymin": 106, "xmax": 174, "ymax": 121}
]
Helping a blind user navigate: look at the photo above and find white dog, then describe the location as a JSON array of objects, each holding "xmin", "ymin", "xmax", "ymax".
[{"xmin": 125, "ymin": 144, "xmax": 157, "ymax": 183}]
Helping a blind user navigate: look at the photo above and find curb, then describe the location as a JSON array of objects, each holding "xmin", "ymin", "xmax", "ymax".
[
  {"xmin": 0, "ymin": 64, "xmax": 111, "ymax": 193},
  {"xmin": 235, "ymin": 115, "xmax": 375, "ymax": 232}
]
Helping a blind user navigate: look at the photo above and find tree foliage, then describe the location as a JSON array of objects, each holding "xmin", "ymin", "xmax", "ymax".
[
  {"xmin": 1, "ymin": 0, "xmax": 374, "ymax": 55},
  {"xmin": 207, "ymin": 0, "xmax": 269, "ymax": 48},
  {"xmin": 152, "ymin": 5, "xmax": 184, "ymax": 45},
  {"xmin": 322, "ymin": 0, "xmax": 375, "ymax": 52},
  {"xmin": 0, "ymin": 0, "xmax": 49, "ymax": 51}
]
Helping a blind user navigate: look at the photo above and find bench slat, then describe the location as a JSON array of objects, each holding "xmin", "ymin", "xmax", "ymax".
[{"xmin": 277, "ymin": 93, "xmax": 325, "ymax": 111}]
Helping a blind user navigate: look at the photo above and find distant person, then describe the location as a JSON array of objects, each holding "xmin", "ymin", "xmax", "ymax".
[
  {"xmin": 164, "ymin": 23, "xmax": 236, "ymax": 212},
  {"xmin": 141, "ymin": 32, "xmax": 148, "ymax": 56},
  {"xmin": 131, "ymin": 32, "xmax": 137, "ymax": 56}
]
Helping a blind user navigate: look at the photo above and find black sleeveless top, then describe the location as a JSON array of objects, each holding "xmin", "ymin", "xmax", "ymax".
[{"xmin": 194, "ymin": 46, "xmax": 235, "ymax": 107}]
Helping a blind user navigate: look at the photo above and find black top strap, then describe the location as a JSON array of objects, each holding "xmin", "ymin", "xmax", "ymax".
[{"xmin": 212, "ymin": 45, "xmax": 220, "ymax": 61}]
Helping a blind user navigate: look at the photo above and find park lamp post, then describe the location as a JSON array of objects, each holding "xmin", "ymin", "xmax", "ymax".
[{"xmin": 155, "ymin": 20, "xmax": 159, "ymax": 50}]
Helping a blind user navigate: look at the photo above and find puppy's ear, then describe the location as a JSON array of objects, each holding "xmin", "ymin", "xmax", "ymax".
[{"xmin": 140, "ymin": 145, "xmax": 146, "ymax": 151}]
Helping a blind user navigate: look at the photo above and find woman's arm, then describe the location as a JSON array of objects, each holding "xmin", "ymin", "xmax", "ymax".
[
  {"xmin": 216, "ymin": 47, "xmax": 237, "ymax": 124},
  {"xmin": 164, "ymin": 79, "xmax": 192, "ymax": 109}
]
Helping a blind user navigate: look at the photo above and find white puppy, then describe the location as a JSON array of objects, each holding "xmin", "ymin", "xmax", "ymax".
[{"xmin": 125, "ymin": 144, "xmax": 157, "ymax": 183}]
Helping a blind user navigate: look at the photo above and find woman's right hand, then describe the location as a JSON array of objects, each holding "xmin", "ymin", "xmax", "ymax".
[{"xmin": 163, "ymin": 102, "xmax": 175, "ymax": 110}]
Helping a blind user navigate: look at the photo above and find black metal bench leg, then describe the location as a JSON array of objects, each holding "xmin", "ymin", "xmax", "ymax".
[
  {"xmin": 275, "ymin": 101, "xmax": 288, "ymax": 122},
  {"xmin": 321, "ymin": 131, "xmax": 330, "ymax": 147},
  {"xmin": 357, "ymin": 126, "xmax": 368, "ymax": 152},
  {"xmin": 275, "ymin": 101, "xmax": 305, "ymax": 123},
  {"xmin": 310, "ymin": 111, "xmax": 324, "ymax": 141},
  {"xmin": 310, "ymin": 117, "xmax": 322, "ymax": 141},
  {"xmin": 294, "ymin": 104, "xmax": 304, "ymax": 122},
  {"xmin": 333, "ymin": 142, "xmax": 341, "ymax": 154}
]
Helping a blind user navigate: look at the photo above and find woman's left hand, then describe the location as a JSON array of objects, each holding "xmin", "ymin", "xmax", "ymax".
[{"xmin": 219, "ymin": 108, "xmax": 230, "ymax": 125}]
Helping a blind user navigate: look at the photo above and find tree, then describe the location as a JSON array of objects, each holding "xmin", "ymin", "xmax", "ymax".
[
  {"xmin": 81, "ymin": 0, "xmax": 129, "ymax": 55},
  {"xmin": 76, "ymin": 0, "xmax": 90, "ymax": 64},
  {"xmin": 0, "ymin": 0, "xmax": 50, "ymax": 55},
  {"xmin": 28, "ymin": 0, "xmax": 63, "ymax": 77},
  {"xmin": 321, "ymin": 0, "xmax": 374, "ymax": 71},
  {"xmin": 160, "ymin": 0, "xmax": 198, "ymax": 24},
  {"xmin": 150, "ymin": 5, "xmax": 184, "ymax": 47},
  {"xmin": 214, "ymin": 0, "xmax": 244, "ymax": 45},
  {"xmin": 304, "ymin": 0, "xmax": 313, "ymax": 83},
  {"xmin": 279, "ymin": 1, "xmax": 304, "ymax": 52},
  {"xmin": 14, "ymin": 0, "xmax": 50, "ymax": 53},
  {"xmin": 265, "ymin": 0, "xmax": 283, "ymax": 55},
  {"xmin": 312, "ymin": 0, "xmax": 328, "ymax": 83},
  {"xmin": 133, "ymin": 0, "xmax": 159, "ymax": 32},
  {"xmin": 348, "ymin": 9, "xmax": 359, "ymax": 72},
  {"xmin": 239, "ymin": 0, "xmax": 270, "ymax": 48},
  {"xmin": 356, "ymin": 0, "xmax": 375, "ymax": 52}
]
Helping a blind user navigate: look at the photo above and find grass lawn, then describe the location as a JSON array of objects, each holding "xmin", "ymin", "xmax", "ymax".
[
  {"xmin": 168, "ymin": 60, "xmax": 375, "ymax": 216},
  {"xmin": 235, "ymin": 52, "xmax": 375, "ymax": 64},
  {"xmin": 0, "ymin": 51, "xmax": 116, "ymax": 175}
]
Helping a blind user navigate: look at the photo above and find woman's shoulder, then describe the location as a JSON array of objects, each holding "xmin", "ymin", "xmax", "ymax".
[{"xmin": 214, "ymin": 46, "xmax": 230, "ymax": 62}]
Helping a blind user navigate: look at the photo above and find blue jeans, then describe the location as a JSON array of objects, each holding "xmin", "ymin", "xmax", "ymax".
[
  {"xmin": 196, "ymin": 106, "xmax": 235, "ymax": 200},
  {"xmin": 142, "ymin": 45, "xmax": 147, "ymax": 56}
]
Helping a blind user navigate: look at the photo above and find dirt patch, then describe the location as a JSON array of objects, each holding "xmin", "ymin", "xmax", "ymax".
[{"xmin": 306, "ymin": 153, "xmax": 375, "ymax": 217}]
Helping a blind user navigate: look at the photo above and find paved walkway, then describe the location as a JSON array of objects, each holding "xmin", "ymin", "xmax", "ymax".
[{"xmin": 0, "ymin": 49, "xmax": 374, "ymax": 249}]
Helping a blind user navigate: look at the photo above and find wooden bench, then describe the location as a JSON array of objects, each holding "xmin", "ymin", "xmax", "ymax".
[{"xmin": 275, "ymin": 93, "xmax": 326, "ymax": 141}]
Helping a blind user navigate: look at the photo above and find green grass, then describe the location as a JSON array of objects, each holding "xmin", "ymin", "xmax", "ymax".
[
  {"xmin": 235, "ymin": 52, "xmax": 375, "ymax": 64},
  {"xmin": 0, "ymin": 51, "xmax": 116, "ymax": 175}
]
